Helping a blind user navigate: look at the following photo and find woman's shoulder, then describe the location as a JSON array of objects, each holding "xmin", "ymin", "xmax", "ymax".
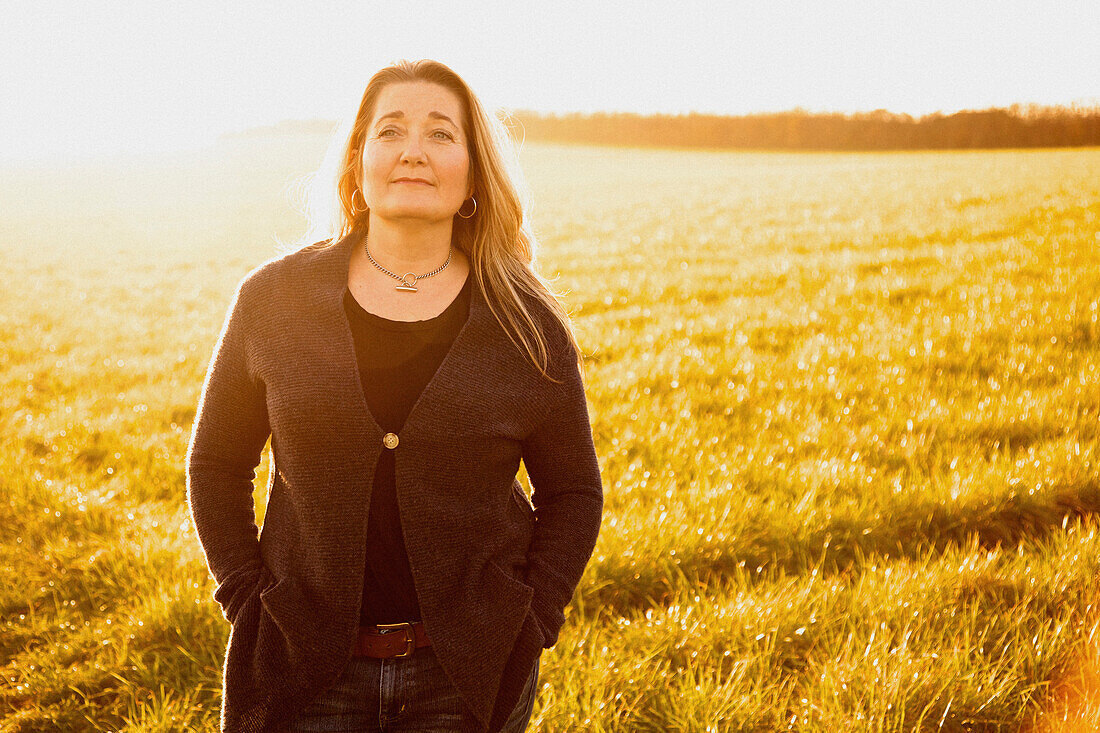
[{"xmin": 234, "ymin": 239, "xmax": 335, "ymax": 302}]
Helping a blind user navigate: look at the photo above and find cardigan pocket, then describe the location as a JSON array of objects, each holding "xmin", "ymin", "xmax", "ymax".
[
  {"xmin": 215, "ymin": 564, "xmax": 270, "ymax": 626},
  {"xmin": 489, "ymin": 558, "xmax": 535, "ymax": 602},
  {"xmin": 258, "ymin": 574, "xmax": 299, "ymax": 633},
  {"xmin": 252, "ymin": 573, "xmax": 313, "ymax": 690}
]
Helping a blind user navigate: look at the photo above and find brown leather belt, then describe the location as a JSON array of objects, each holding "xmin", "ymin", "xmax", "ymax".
[{"xmin": 353, "ymin": 622, "xmax": 431, "ymax": 659}]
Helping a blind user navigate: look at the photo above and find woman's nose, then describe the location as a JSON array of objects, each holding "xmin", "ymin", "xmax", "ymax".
[{"xmin": 400, "ymin": 136, "xmax": 426, "ymax": 164}]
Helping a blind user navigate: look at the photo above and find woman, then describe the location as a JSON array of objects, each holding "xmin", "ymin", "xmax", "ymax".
[{"xmin": 186, "ymin": 60, "xmax": 603, "ymax": 733}]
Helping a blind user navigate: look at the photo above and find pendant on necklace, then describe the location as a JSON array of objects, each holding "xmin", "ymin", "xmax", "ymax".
[{"xmin": 395, "ymin": 273, "xmax": 418, "ymax": 292}]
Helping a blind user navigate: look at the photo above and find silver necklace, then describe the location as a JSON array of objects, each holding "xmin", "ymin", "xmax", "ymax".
[{"xmin": 364, "ymin": 235, "xmax": 452, "ymax": 293}]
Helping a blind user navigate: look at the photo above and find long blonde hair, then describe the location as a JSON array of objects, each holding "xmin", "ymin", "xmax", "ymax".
[{"xmin": 304, "ymin": 59, "xmax": 580, "ymax": 381}]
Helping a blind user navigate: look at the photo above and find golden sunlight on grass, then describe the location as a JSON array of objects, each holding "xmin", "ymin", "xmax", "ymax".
[
  {"xmin": 1029, "ymin": 619, "xmax": 1100, "ymax": 732},
  {"xmin": 1, "ymin": 139, "xmax": 1098, "ymax": 730}
]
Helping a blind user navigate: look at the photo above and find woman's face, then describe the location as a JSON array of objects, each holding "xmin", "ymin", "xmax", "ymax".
[{"xmin": 360, "ymin": 81, "xmax": 472, "ymax": 226}]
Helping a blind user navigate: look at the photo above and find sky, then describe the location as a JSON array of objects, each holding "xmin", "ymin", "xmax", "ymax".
[{"xmin": 1, "ymin": 0, "xmax": 1097, "ymax": 161}]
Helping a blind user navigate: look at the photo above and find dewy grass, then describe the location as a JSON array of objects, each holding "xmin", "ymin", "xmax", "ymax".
[{"xmin": 1, "ymin": 142, "xmax": 1098, "ymax": 730}]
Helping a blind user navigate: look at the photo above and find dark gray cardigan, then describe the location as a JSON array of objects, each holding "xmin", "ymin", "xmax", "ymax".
[{"xmin": 186, "ymin": 232, "xmax": 603, "ymax": 732}]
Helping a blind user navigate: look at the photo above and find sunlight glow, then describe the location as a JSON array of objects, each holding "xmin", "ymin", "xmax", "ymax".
[{"xmin": 0, "ymin": 0, "xmax": 1096, "ymax": 162}]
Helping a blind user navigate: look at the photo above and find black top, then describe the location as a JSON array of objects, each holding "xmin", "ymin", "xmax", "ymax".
[{"xmin": 343, "ymin": 275, "xmax": 472, "ymax": 625}]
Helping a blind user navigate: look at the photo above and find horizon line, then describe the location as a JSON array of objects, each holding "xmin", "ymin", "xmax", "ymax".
[{"xmin": 218, "ymin": 99, "xmax": 1100, "ymax": 139}]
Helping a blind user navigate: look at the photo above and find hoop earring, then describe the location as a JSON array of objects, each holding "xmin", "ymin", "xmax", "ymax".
[
  {"xmin": 351, "ymin": 189, "xmax": 368, "ymax": 215},
  {"xmin": 457, "ymin": 196, "xmax": 477, "ymax": 219}
]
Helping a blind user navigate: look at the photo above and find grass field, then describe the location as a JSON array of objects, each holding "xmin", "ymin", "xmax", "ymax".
[{"xmin": 1, "ymin": 138, "xmax": 1099, "ymax": 731}]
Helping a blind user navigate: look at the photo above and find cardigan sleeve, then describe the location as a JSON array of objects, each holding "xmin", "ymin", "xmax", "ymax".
[
  {"xmin": 520, "ymin": 342, "xmax": 603, "ymax": 648},
  {"xmin": 186, "ymin": 277, "xmax": 271, "ymax": 625}
]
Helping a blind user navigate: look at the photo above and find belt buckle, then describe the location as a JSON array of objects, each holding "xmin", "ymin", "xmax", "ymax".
[{"xmin": 376, "ymin": 622, "xmax": 415, "ymax": 658}]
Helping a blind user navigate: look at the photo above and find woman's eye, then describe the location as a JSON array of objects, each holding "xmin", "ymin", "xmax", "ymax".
[
  {"xmin": 432, "ymin": 130, "xmax": 455, "ymax": 141},
  {"xmin": 377, "ymin": 128, "xmax": 399, "ymax": 138}
]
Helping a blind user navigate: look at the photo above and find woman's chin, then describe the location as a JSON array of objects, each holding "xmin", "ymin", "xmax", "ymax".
[{"xmin": 373, "ymin": 206, "xmax": 459, "ymax": 226}]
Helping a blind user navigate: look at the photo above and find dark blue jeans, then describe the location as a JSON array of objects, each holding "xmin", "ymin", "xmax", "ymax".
[{"xmin": 283, "ymin": 645, "xmax": 539, "ymax": 732}]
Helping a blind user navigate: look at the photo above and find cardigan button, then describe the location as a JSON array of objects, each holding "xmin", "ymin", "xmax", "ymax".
[{"xmin": 382, "ymin": 432, "xmax": 399, "ymax": 449}]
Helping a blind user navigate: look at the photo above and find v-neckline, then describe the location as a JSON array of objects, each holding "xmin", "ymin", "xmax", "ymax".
[{"xmin": 310, "ymin": 233, "xmax": 493, "ymax": 443}]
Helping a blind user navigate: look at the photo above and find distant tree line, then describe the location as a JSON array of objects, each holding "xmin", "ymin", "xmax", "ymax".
[{"xmin": 507, "ymin": 104, "xmax": 1100, "ymax": 151}]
